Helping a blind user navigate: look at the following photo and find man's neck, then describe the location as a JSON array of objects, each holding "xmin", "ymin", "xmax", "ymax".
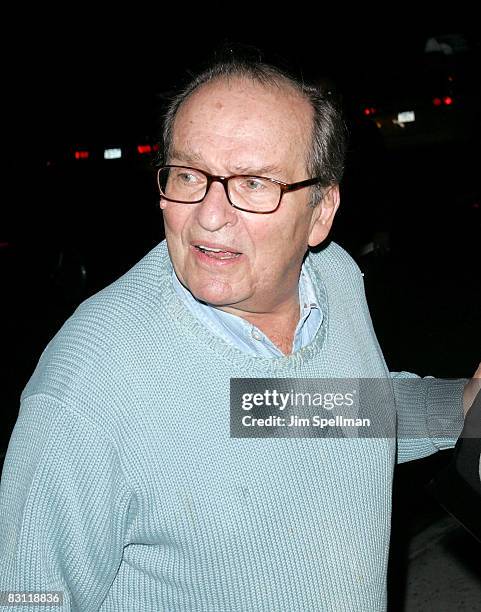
[{"xmin": 225, "ymin": 301, "xmax": 301, "ymax": 356}]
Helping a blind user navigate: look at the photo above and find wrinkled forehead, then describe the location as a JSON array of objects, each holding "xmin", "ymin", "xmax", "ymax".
[{"xmin": 171, "ymin": 77, "xmax": 313, "ymax": 172}]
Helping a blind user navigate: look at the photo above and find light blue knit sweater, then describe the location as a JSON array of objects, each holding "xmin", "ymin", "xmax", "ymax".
[{"xmin": 0, "ymin": 240, "xmax": 465, "ymax": 611}]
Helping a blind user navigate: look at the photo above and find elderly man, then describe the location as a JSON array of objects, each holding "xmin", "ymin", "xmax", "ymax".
[{"xmin": 0, "ymin": 55, "xmax": 479, "ymax": 611}]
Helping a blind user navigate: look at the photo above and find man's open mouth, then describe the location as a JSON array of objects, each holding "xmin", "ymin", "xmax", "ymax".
[{"xmin": 194, "ymin": 245, "xmax": 242, "ymax": 260}]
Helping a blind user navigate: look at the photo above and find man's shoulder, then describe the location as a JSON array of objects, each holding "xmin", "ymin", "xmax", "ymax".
[
  {"xmin": 307, "ymin": 240, "xmax": 363, "ymax": 283},
  {"xmin": 21, "ymin": 241, "xmax": 173, "ymax": 403},
  {"xmin": 62, "ymin": 240, "xmax": 172, "ymax": 341},
  {"xmin": 85, "ymin": 240, "xmax": 171, "ymax": 311}
]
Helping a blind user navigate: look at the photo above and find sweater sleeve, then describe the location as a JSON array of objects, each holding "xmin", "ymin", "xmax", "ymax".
[
  {"xmin": 0, "ymin": 394, "xmax": 135, "ymax": 612},
  {"xmin": 390, "ymin": 372, "xmax": 466, "ymax": 464}
]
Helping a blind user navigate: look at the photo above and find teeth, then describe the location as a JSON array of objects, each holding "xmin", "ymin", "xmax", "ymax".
[
  {"xmin": 196, "ymin": 244, "xmax": 241, "ymax": 259},
  {"xmin": 198, "ymin": 245, "xmax": 224, "ymax": 252}
]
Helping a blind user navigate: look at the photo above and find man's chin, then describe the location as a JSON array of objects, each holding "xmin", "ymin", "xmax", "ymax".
[
  {"xmin": 193, "ymin": 292, "xmax": 238, "ymax": 309},
  {"xmin": 186, "ymin": 282, "xmax": 239, "ymax": 308}
]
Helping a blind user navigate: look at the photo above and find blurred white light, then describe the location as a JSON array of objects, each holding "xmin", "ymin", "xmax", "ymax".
[
  {"xmin": 104, "ymin": 148, "xmax": 122, "ymax": 160},
  {"xmin": 397, "ymin": 111, "xmax": 415, "ymax": 123}
]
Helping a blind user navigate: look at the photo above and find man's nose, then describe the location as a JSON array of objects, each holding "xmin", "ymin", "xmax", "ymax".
[{"xmin": 195, "ymin": 180, "xmax": 238, "ymax": 231}]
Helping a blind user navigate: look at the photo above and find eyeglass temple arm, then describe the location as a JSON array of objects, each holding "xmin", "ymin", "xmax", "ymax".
[{"xmin": 284, "ymin": 177, "xmax": 324, "ymax": 193}]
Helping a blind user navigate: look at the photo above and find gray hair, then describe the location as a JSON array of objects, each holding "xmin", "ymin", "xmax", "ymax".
[{"xmin": 160, "ymin": 56, "xmax": 348, "ymax": 207}]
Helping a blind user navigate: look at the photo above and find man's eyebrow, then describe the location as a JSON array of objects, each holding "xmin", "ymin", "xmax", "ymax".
[
  {"xmin": 169, "ymin": 150, "xmax": 285, "ymax": 178},
  {"xmin": 169, "ymin": 149, "xmax": 204, "ymax": 165},
  {"xmin": 231, "ymin": 163, "xmax": 284, "ymax": 178}
]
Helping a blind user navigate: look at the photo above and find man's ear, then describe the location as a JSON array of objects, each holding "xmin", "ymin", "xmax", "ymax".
[{"xmin": 307, "ymin": 185, "xmax": 340, "ymax": 247}]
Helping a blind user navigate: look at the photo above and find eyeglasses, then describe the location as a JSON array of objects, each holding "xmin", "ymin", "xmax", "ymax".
[{"xmin": 157, "ymin": 165, "xmax": 324, "ymax": 214}]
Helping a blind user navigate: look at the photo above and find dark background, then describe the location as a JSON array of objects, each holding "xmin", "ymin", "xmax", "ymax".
[{"xmin": 1, "ymin": 12, "xmax": 480, "ymax": 609}]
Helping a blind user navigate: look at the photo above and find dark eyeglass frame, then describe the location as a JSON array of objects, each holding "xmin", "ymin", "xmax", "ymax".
[{"xmin": 157, "ymin": 165, "xmax": 324, "ymax": 214}]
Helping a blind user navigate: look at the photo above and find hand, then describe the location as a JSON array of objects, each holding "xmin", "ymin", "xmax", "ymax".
[{"xmin": 463, "ymin": 362, "xmax": 481, "ymax": 416}]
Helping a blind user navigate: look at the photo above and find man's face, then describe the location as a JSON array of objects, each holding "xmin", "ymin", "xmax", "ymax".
[{"xmin": 162, "ymin": 77, "xmax": 338, "ymax": 316}]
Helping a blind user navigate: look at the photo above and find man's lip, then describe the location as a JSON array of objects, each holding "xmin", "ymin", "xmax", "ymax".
[{"xmin": 190, "ymin": 241, "xmax": 242, "ymax": 254}]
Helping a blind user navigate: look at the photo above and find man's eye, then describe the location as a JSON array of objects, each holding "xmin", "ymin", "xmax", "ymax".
[
  {"xmin": 178, "ymin": 173, "xmax": 197, "ymax": 184},
  {"xmin": 243, "ymin": 178, "xmax": 265, "ymax": 191}
]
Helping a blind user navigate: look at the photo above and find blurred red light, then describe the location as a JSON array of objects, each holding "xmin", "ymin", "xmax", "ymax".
[
  {"xmin": 74, "ymin": 150, "xmax": 89, "ymax": 160},
  {"xmin": 137, "ymin": 144, "xmax": 152, "ymax": 154},
  {"xmin": 443, "ymin": 96, "xmax": 453, "ymax": 105},
  {"xmin": 363, "ymin": 108, "xmax": 371, "ymax": 116},
  {"xmin": 433, "ymin": 98, "xmax": 442, "ymax": 107}
]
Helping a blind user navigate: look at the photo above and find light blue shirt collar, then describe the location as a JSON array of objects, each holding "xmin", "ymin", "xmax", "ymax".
[{"xmin": 171, "ymin": 261, "xmax": 323, "ymax": 357}]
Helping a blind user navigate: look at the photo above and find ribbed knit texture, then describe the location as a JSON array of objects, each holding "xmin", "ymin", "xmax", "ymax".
[{"xmin": 0, "ymin": 240, "xmax": 465, "ymax": 611}]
